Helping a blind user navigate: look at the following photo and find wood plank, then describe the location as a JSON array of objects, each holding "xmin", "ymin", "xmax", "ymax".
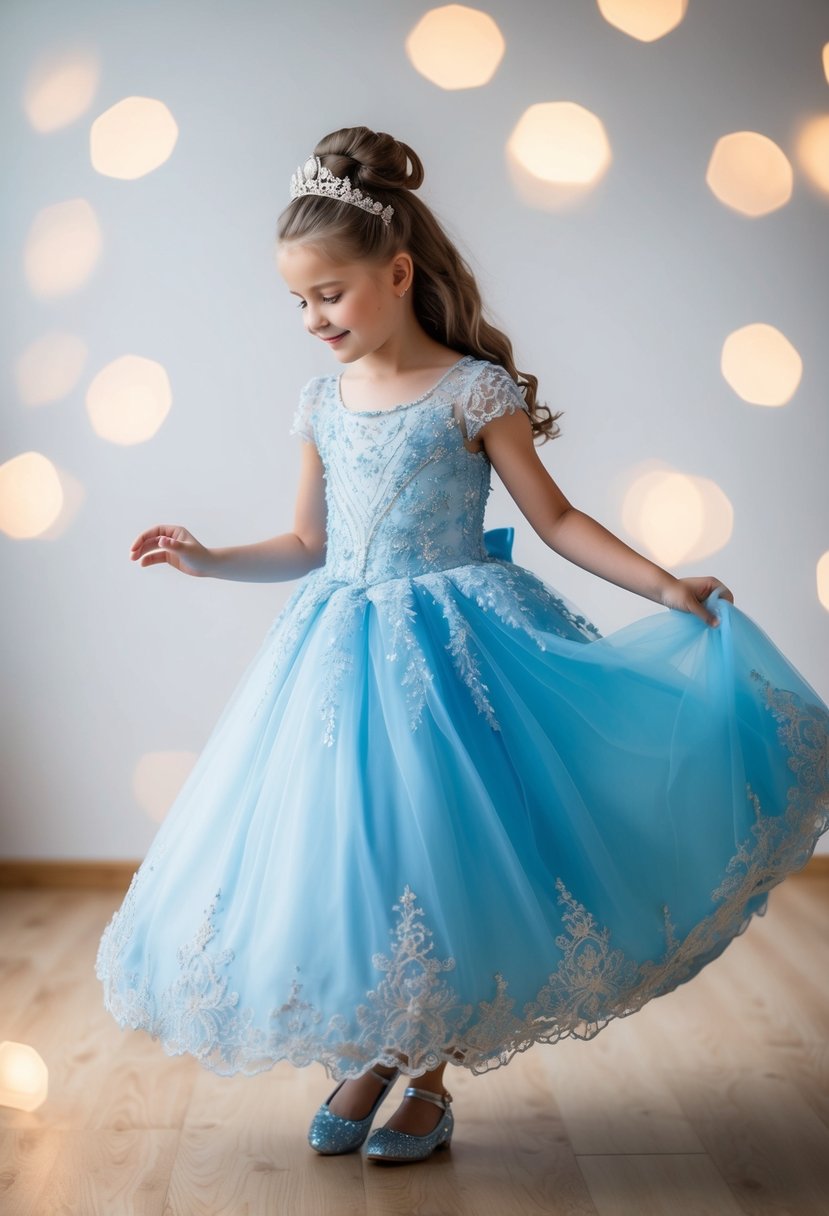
[
  {"xmin": 668, "ymin": 1068, "xmax": 829, "ymax": 1216},
  {"xmin": 578, "ymin": 1153, "xmax": 744, "ymax": 1216}
]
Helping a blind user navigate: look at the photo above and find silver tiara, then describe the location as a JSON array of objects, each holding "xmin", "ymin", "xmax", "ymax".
[{"xmin": 289, "ymin": 155, "xmax": 395, "ymax": 226}]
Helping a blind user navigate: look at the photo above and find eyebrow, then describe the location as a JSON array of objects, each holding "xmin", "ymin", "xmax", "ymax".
[{"xmin": 288, "ymin": 280, "xmax": 345, "ymax": 295}]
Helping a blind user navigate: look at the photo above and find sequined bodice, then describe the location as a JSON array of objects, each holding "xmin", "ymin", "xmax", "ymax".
[{"xmin": 289, "ymin": 355, "xmax": 530, "ymax": 585}]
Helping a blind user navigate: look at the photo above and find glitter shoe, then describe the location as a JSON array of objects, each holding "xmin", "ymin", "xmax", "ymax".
[
  {"xmin": 364, "ymin": 1086, "xmax": 454, "ymax": 1162},
  {"xmin": 307, "ymin": 1066, "xmax": 400, "ymax": 1155}
]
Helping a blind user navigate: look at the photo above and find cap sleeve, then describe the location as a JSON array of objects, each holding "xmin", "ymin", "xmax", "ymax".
[
  {"xmin": 463, "ymin": 362, "xmax": 530, "ymax": 442},
  {"xmin": 289, "ymin": 376, "xmax": 325, "ymax": 443}
]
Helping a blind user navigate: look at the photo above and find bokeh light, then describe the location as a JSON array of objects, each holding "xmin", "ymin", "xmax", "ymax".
[
  {"xmin": 705, "ymin": 131, "xmax": 793, "ymax": 216},
  {"xmin": 794, "ymin": 113, "xmax": 829, "ymax": 195},
  {"xmin": 133, "ymin": 751, "xmax": 198, "ymax": 823},
  {"xmin": 817, "ymin": 551, "xmax": 829, "ymax": 613},
  {"xmin": 506, "ymin": 101, "xmax": 611, "ymax": 210},
  {"xmin": 23, "ymin": 47, "xmax": 100, "ymax": 133},
  {"xmin": 16, "ymin": 332, "xmax": 89, "ymax": 407},
  {"xmin": 597, "ymin": 0, "xmax": 688, "ymax": 42},
  {"xmin": 405, "ymin": 4, "xmax": 505, "ymax": 90},
  {"xmin": 721, "ymin": 323, "xmax": 802, "ymax": 406},
  {"xmin": 0, "ymin": 1042, "xmax": 48, "ymax": 1113},
  {"xmin": 86, "ymin": 355, "xmax": 173, "ymax": 444},
  {"xmin": 90, "ymin": 96, "xmax": 178, "ymax": 179},
  {"xmin": 621, "ymin": 464, "xmax": 733, "ymax": 567},
  {"xmin": 0, "ymin": 452, "xmax": 64, "ymax": 540},
  {"xmin": 23, "ymin": 198, "xmax": 102, "ymax": 298}
]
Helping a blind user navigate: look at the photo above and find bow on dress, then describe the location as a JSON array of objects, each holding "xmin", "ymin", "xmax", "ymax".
[{"xmin": 482, "ymin": 526, "xmax": 514, "ymax": 562}]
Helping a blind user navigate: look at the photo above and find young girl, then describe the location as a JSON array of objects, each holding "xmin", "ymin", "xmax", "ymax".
[{"xmin": 96, "ymin": 125, "xmax": 829, "ymax": 1165}]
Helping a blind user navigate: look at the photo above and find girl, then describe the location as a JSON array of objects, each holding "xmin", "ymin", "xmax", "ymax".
[{"xmin": 97, "ymin": 125, "xmax": 829, "ymax": 1165}]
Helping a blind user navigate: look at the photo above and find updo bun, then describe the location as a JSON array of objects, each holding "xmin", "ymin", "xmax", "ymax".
[{"xmin": 314, "ymin": 125, "xmax": 424, "ymax": 194}]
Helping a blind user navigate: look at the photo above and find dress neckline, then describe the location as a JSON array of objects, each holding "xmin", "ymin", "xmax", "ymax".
[{"xmin": 335, "ymin": 355, "xmax": 474, "ymax": 415}]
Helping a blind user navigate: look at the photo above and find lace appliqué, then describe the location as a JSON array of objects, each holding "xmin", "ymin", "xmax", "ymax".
[
  {"xmin": 317, "ymin": 586, "xmax": 366, "ymax": 746},
  {"xmin": 249, "ymin": 569, "xmax": 337, "ymax": 723},
  {"xmin": 448, "ymin": 560, "xmax": 603, "ymax": 644},
  {"xmin": 96, "ymin": 671, "xmax": 828, "ymax": 1082},
  {"xmin": 463, "ymin": 362, "xmax": 531, "ymax": 442},
  {"xmin": 354, "ymin": 887, "xmax": 472, "ymax": 1072},
  {"xmin": 289, "ymin": 376, "xmax": 323, "ymax": 443},
  {"xmin": 366, "ymin": 579, "xmax": 435, "ymax": 730}
]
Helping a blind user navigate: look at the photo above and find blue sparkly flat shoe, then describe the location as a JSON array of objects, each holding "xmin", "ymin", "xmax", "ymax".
[
  {"xmin": 364, "ymin": 1086, "xmax": 454, "ymax": 1163},
  {"xmin": 307, "ymin": 1066, "xmax": 400, "ymax": 1155}
]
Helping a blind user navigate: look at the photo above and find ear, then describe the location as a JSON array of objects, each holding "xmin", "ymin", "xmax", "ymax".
[{"xmin": 391, "ymin": 251, "xmax": 413, "ymax": 293}]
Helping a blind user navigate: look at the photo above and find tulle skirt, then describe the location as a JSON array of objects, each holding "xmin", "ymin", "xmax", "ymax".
[{"xmin": 95, "ymin": 528, "xmax": 829, "ymax": 1080}]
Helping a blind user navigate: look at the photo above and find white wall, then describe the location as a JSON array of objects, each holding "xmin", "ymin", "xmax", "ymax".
[{"xmin": 2, "ymin": 0, "xmax": 827, "ymax": 858}]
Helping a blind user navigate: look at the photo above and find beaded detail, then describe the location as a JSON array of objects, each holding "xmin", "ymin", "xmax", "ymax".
[{"xmin": 277, "ymin": 357, "xmax": 592, "ymax": 744}]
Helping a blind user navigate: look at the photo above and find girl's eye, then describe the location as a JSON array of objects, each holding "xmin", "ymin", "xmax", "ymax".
[{"xmin": 296, "ymin": 294, "xmax": 341, "ymax": 309}]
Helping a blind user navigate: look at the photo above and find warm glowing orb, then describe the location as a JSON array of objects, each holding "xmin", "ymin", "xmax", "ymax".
[
  {"xmin": 0, "ymin": 1042, "xmax": 48, "ymax": 1112},
  {"xmin": 0, "ymin": 452, "xmax": 64, "ymax": 539},
  {"xmin": 817, "ymin": 552, "xmax": 829, "ymax": 613},
  {"xmin": 705, "ymin": 131, "xmax": 792, "ymax": 216},
  {"xmin": 622, "ymin": 465, "xmax": 733, "ymax": 567},
  {"xmin": 24, "ymin": 48, "xmax": 100, "ymax": 133},
  {"xmin": 508, "ymin": 102, "xmax": 611, "ymax": 185},
  {"xmin": 133, "ymin": 752, "xmax": 198, "ymax": 823},
  {"xmin": 405, "ymin": 4, "xmax": 505, "ymax": 89},
  {"xmin": 90, "ymin": 96, "xmax": 179, "ymax": 179},
  {"xmin": 16, "ymin": 332, "xmax": 88, "ymax": 406},
  {"xmin": 597, "ymin": 0, "xmax": 688, "ymax": 42},
  {"xmin": 721, "ymin": 323, "xmax": 802, "ymax": 406},
  {"xmin": 24, "ymin": 199, "xmax": 102, "ymax": 298},
  {"xmin": 794, "ymin": 114, "xmax": 829, "ymax": 195},
  {"xmin": 86, "ymin": 355, "xmax": 172, "ymax": 444}
]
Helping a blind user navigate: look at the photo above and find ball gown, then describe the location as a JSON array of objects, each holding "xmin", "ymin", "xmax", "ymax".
[{"xmin": 95, "ymin": 354, "xmax": 829, "ymax": 1081}]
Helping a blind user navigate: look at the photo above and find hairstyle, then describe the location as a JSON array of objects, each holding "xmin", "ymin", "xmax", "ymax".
[{"xmin": 276, "ymin": 125, "xmax": 562, "ymax": 443}]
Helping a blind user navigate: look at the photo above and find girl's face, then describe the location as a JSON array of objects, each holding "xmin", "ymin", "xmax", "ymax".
[{"xmin": 277, "ymin": 240, "xmax": 405, "ymax": 363}]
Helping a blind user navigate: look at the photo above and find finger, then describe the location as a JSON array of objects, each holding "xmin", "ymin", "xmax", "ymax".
[
  {"xmin": 130, "ymin": 525, "xmax": 177, "ymax": 552},
  {"xmin": 690, "ymin": 598, "xmax": 720, "ymax": 628}
]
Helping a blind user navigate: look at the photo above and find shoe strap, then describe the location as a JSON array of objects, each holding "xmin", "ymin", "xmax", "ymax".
[
  {"xmin": 403, "ymin": 1085, "xmax": 452, "ymax": 1109},
  {"xmin": 370, "ymin": 1066, "xmax": 398, "ymax": 1087}
]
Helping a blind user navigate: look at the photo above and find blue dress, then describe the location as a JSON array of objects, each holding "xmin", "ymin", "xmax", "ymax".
[{"xmin": 95, "ymin": 354, "xmax": 829, "ymax": 1082}]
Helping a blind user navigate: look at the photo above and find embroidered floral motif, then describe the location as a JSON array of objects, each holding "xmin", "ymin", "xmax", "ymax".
[
  {"xmin": 96, "ymin": 668, "xmax": 829, "ymax": 1081},
  {"xmin": 354, "ymin": 886, "xmax": 473, "ymax": 1072},
  {"xmin": 249, "ymin": 569, "xmax": 338, "ymax": 723},
  {"xmin": 366, "ymin": 579, "xmax": 435, "ymax": 730},
  {"xmin": 421, "ymin": 575, "xmax": 501, "ymax": 729},
  {"xmin": 448, "ymin": 560, "xmax": 603, "ymax": 644},
  {"xmin": 317, "ymin": 586, "xmax": 366, "ymax": 746}
]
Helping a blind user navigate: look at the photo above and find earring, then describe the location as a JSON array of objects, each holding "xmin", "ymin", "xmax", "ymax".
[{"xmin": 398, "ymin": 287, "xmax": 408, "ymax": 297}]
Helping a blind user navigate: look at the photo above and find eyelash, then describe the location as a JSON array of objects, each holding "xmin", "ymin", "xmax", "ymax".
[{"xmin": 296, "ymin": 294, "xmax": 341, "ymax": 309}]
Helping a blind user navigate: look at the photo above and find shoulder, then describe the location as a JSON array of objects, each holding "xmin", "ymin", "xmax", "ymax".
[
  {"xmin": 289, "ymin": 375, "xmax": 332, "ymax": 441},
  {"xmin": 461, "ymin": 359, "xmax": 530, "ymax": 441},
  {"xmin": 300, "ymin": 374, "xmax": 333, "ymax": 404}
]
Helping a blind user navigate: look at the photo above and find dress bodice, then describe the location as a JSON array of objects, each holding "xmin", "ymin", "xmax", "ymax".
[{"xmin": 289, "ymin": 355, "xmax": 531, "ymax": 585}]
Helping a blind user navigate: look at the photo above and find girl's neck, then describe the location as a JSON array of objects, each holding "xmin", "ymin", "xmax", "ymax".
[{"xmin": 338, "ymin": 348, "xmax": 469, "ymax": 413}]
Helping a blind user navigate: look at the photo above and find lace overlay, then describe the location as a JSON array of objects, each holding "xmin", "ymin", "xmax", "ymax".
[{"xmin": 95, "ymin": 668, "xmax": 829, "ymax": 1081}]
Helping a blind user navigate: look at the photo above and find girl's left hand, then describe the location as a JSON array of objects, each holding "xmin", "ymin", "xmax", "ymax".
[{"xmin": 661, "ymin": 576, "xmax": 735, "ymax": 627}]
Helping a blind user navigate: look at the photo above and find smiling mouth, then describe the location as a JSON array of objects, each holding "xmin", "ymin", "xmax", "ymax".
[{"xmin": 322, "ymin": 332, "xmax": 349, "ymax": 342}]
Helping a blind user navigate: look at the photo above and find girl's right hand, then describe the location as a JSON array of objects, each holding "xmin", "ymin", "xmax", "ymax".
[{"xmin": 129, "ymin": 525, "xmax": 214, "ymax": 577}]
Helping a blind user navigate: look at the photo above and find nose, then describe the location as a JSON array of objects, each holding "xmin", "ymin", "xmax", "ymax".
[{"xmin": 304, "ymin": 302, "xmax": 328, "ymax": 334}]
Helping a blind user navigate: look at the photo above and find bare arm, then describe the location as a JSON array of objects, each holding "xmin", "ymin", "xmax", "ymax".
[
  {"xmin": 479, "ymin": 409, "xmax": 733, "ymax": 626},
  {"xmin": 209, "ymin": 441, "xmax": 327, "ymax": 581},
  {"xmin": 131, "ymin": 441, "xmax": 327, "ymax": 582}
]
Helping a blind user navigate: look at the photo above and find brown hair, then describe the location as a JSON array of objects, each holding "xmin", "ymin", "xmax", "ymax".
[{"xmin": 276, "ymin": 126, "xmax": 562, "ymax": 443}]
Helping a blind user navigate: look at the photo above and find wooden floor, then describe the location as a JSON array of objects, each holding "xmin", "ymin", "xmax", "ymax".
[{"xmin": 1, "ymin": 874, "xmax": 827, "ymax": 1215}]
